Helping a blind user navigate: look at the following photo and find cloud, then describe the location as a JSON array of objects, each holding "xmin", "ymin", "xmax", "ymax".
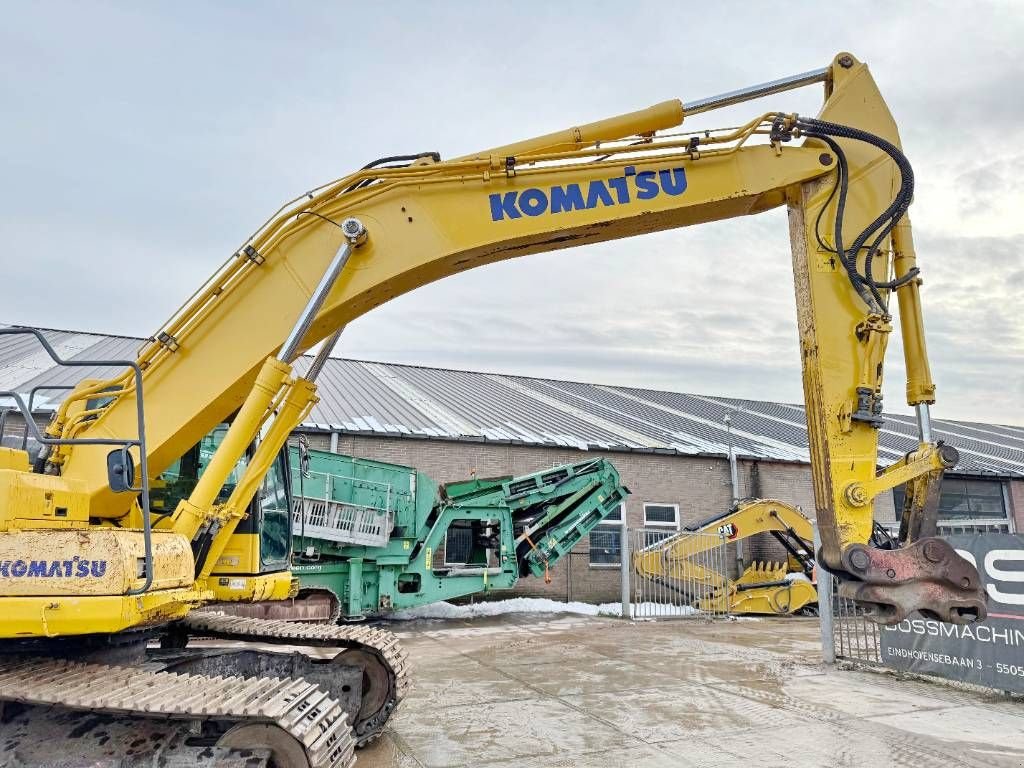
[{"xmin": 1, "ymin": 2, "xmax": 1022, "ymax": 426}]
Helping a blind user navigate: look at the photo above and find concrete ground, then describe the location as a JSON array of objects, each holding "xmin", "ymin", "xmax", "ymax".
[{"xmin": 361, "ymin": 613, "xmax": 1024, "ymax": 768}]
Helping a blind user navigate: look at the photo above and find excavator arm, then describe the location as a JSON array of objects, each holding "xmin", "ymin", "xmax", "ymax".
[
  {"xmin": 29, "ymin": 52, "xmax": 985, "ymax": 626},
  {"xmin": 633, "ymin": 499, "xmax": 818, "ymax": 616}
]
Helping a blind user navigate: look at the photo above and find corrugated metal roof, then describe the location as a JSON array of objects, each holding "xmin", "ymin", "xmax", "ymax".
[{"xmin": 3, "ymin": 324, "xmax": 1023, "ymax": 477}]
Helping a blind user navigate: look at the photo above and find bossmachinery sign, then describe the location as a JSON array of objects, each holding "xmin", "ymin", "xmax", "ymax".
[{"xmin": 881, "ymin": 533, "xmax": 1024, "ymax": 692}]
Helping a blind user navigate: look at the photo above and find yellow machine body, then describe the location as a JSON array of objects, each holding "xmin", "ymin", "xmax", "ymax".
[
  {"xmin": 721, "ymin": 563, "xmax": 817, "ymax": 616},
  {"xmin": 0, "ymin": 52, "xmax": 983, "ymax": 641},
  {"xmin": 208, "ymin": 530, "xmax": 298, "ymax": 603},
  {"xmin": 0, "ymin": 456, "xmax": 205, "ymax": 636}
]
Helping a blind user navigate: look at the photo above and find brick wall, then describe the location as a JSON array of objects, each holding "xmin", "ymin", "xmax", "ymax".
[{"xmin": 0, "ymin": 411, "xmax": 52, "ymax": 447}]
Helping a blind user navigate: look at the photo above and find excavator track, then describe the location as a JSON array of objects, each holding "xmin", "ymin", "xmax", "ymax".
[
  {"xmin": 184, "ymin": 612, "xmax": 411, "ymax": 745},
  {"xmin": 0, "ymin": 657, "xmax": 355, "ymax": 768}
]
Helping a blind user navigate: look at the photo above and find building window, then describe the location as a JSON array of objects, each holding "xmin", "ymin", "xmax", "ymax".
[
  {"xmin": 892, "ymin": 477, "xmax": 1011, "ymax": 534},
  {"xmin": 444, "ymin": 524, "xmax": 473, "ymax": 565},
  {"xmin": 589, "ymin": 504, "xmax": 623, "ymax": 567},
  {"xmin": 643, "ymin": 503, "xmax": 680, "ymax": 546}
]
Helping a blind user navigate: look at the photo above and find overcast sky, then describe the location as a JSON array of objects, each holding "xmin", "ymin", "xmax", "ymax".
[{"xmin": 2, "ymin": 2, "xmax": 1021, "ymax": 425}]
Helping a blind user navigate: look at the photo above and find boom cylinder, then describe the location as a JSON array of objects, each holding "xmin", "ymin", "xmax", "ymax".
[
  {"xmin": 304, "ymin": 327, "xmax": 344, "ymax": 382},
  {"xmin": 198, "ymin": 377, "xmax": 318, "ymax": 579},
  {"xmin": 279, "ymin": 221, "xmax": 362, "ymax": 363},
  {"xmin": 172, "ymin": 356, "xmax": 291, "ymax": 539}
]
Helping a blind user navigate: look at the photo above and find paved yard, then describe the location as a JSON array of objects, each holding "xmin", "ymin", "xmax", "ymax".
[{"xmin": 361, "ymin": 613, "xmax": 1024, "ymax": 768}]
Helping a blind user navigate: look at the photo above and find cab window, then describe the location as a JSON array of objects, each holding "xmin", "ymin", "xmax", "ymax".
[{"xmin": 259, "ymin": 454, "xmax": 291, "ymax": 565}]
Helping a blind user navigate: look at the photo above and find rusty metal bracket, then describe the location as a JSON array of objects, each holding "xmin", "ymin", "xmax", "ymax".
[{"xmin": 837, "ymin": 537, "xmax": 986, "ymax": 625}]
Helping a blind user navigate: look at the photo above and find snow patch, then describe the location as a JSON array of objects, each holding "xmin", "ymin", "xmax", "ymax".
[{"xmin": 388, "ymin": 597, "xmax": 698, "ymax": 621}]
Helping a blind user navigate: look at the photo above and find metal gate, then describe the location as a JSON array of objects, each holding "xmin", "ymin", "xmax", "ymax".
[
  {"xmin": 622, "ymin": 526, "xmax": 731, "ymax": 619},
  {"xmin": 820, "ymin": 572, "xmax": 885, "ymax": 665}
]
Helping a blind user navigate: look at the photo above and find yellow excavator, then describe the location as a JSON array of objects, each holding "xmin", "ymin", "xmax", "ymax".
[
  {"xmin": 0, "ymin": 52, "xmax": 987, "ymax": 766},
  {"xmin": 633, "ymin": 499, "xmax": 819, "ymax": 615}
]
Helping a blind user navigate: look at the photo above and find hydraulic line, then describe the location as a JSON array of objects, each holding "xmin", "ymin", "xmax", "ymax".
[
  {"xmin": 344, "ymin": 152, "xmax": 441, "ymax": 192},
  {"xmin": 795, "ymin": 116, "xmax": 920, "ymax": 312}
]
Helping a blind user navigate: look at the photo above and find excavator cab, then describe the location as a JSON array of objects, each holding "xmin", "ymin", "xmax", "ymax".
[{"xmin": 150, "ymin": 424, "xmax": 296, "ymax": 602}]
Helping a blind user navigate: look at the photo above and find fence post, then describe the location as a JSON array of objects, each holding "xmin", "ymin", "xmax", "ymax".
[
  {"xmin": 814, "ymin": 523, "xmax": 836, "ymax": 664},
  {"xmin": 620, "ymin": 522, "xmax": 630, "ymax": 619}
]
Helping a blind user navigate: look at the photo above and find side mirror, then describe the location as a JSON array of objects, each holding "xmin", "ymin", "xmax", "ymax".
[
  {"xmin": 298, "ymin": 436, "xmax": 310, "ymax": 476},
  {"xmin": 107, "ymin": 447, "xmax": 136, "ymax": 492}
]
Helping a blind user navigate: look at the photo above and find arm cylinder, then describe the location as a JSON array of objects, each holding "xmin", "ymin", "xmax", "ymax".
[
  {"xmin": 891, "ymin": 215, "xmax": 937, "ymax": 406},
  {"xmin": 456, "ymin": 100, "xmax": 684, "ymax": 161}
]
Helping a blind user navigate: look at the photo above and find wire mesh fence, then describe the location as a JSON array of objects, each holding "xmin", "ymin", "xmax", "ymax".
[
  {"xmin": 626, "ymin": 527, "xmax": 731, "ymax": 620},
  {"xmin": 827, "ymin": 572, "xmax": 885, "ymax": 666},
  {"xmin": 814, "ymin": 525, "xmax": 884, "ymax": 667}
]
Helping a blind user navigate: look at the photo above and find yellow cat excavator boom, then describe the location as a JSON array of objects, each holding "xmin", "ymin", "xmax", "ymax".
[
  {"xmin": 0, "ymin": 51, "xmax": 987, "ymax": 766},
  {"xmin": 633, "ymin": 499, "xmax": 818, "ymax": 616}
]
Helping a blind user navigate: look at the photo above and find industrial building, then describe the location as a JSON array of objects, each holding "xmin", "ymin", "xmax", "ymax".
[{"xmin": 3, "ymin": 324, "xmax": 1023, "ymax": 604}]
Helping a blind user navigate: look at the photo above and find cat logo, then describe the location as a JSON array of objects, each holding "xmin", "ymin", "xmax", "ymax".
[{"xmin": 718, "ymin": 523, "xmax": 739, "ymax": 540}]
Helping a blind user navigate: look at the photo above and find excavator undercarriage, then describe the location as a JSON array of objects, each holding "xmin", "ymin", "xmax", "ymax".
[{"xmin": 0, "ymin": 612, "xmax": 410, "ymax": 767}]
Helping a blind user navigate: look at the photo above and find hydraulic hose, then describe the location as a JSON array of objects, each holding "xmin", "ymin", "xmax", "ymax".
[{"xmin": 795, "ymin": 117, "xmax": 920, "ymax": 311}]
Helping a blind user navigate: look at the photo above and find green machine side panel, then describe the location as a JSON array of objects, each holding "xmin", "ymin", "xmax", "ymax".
[{"xmin": 289, "ymin": 446, "xmax": 628, "ymax": 619}]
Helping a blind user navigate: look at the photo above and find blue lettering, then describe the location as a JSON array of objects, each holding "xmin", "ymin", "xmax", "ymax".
[
  {"xmin": 607, "ymin": 177, "xmax": 630, "ymax": 204},
  {"xmin": 585, "ymin": 180, "xmax": 614, "ymax": 209},
  {"xmin": 0, "ymin": 556, "xmax": 104, "ymax": 578},
  {"xmin": 550, "ymin": 184, "xmax": 585, "ymax": 213},
  {"xmin": 488, "ymin": 166, "xmax": 687, "ymax": 220},
  {"xmin": 489, "ymin": 192, "xmax": 521, "ymax": 221},
  {"xmin": 518, "ymin": 188, "xmax": 548, "ymax": 216},
  {"xmin": 634, "ymin": 171, "xmax": 659, "ymax": 200},
  {"xmin": 658, "ymin": 168, "xmax": 687, "ymax": 196}
]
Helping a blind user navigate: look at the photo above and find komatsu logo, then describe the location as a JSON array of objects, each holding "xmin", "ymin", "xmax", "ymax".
[
  {"xmin": 0, "ymin": 558, "xmax": 107, "ymax": 578},
  {"xmin": 488, "ymin": 165, "xmax": 687, "ymax": 222}
]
